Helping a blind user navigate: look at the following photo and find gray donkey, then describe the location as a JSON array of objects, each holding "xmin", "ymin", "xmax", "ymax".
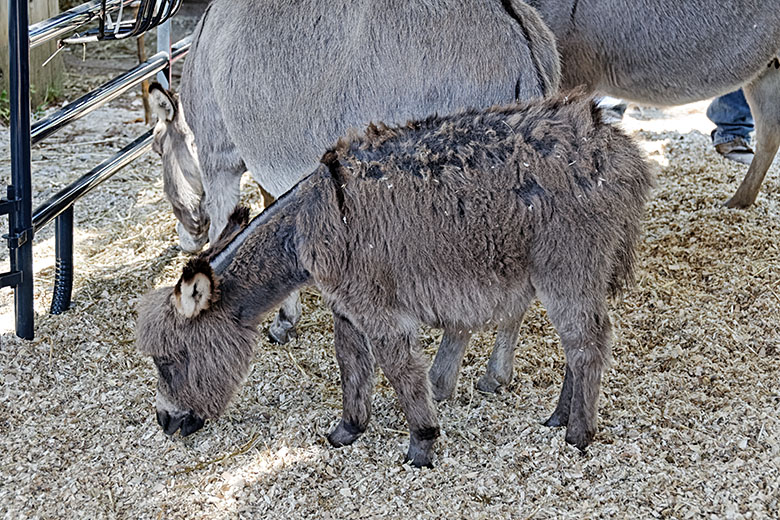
[
  {"xmin": 523, "ymin": 0, "xmax": 780, "ymax": 208},
  {"xmin": 136, "ymin": 93, "xmax": 653, "ymax": 467},
  {"xmin": 149, "ymin": 0, "xmax": 560, "ymax": 343}
]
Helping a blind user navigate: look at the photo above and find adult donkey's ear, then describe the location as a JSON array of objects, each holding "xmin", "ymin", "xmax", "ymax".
[{"xmin": 149, "ymin": 82, "xmax": 177, "ymax": 122}]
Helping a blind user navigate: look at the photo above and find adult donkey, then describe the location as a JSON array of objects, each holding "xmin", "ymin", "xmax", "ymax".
[
  {"xmin": 524, "ymin": 0, "xmax": 780, "ymax": 208},
  {"xmin": 150, "ymin": 0, "xmax": 559, "ymax": 342}
]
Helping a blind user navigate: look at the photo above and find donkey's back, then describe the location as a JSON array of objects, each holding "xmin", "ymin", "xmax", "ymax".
[{"xmin": 183, "ymin": 0, "xmax": 560, "ymax": 197}]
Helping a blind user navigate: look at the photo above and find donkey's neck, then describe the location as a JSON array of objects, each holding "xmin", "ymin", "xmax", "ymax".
[{"xmin": 215, "ymin": 194, "xmax": 312, "ymax": 325}]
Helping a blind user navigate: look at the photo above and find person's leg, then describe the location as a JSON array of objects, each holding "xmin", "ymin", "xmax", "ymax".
[{"xmin": 707, "ymin": 89, "xmax": 755, "ymax": 164}]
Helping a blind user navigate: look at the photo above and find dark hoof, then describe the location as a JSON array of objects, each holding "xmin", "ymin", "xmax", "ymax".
[
  {"xmin": 565, "ymin": 428, "xmax": 595, "ymax": 452},
  {"xmin": 543, "ymin": 411, "xmax": 567, "ymax": 428},
  {"xmin": 267, "ymin": 323, "xmax": 297, "ymax": 344},
  {"xmin": 405, "ymin": 428, "xmax": 438, "ymax": 468},
  {"xmin": 724, "ymin": 195, "xmax": 753, "ymax": 209},
  {"xmin": 327, "ymin": 420, "xmax": 364, "ymax": 448},
  {"xmin": 404, "ymin": 447, "xmax": 434, "ymax": 469},
  {"xmin": 476, "ymin": 373, "xmax": 505, "ymax": 394}
]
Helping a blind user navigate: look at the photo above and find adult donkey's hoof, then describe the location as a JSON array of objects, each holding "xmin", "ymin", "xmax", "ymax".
[
  {"xmin": 724, "ymin": 195, "xmax": 754, "ymax": 209},
  {"xmin": 564, "ymin": 424, "xmax": 595, "ymax": 452},
  {"xmin": 267, "ymin": 314, "xmax": 297, "ymax": 344}
]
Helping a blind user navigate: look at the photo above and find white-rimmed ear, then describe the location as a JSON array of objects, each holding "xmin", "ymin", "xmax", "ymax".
[
  {"xmin": 149, "ymin": 82, "xmax": 177, "ymax": 123},
  {"xmin": 173, "ymin": 258, "xmax": 218, "ymax": 318}
]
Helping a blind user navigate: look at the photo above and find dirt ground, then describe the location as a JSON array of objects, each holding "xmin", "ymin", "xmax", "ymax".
[{"xmin": 1, "ymin": 11, "xmax": 779, "ymax": 520}]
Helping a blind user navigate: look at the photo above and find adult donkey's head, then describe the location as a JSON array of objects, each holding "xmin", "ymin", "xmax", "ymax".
[{"xmin": 150, "ymin": 83, "xmax": 210, "ymax": 253}]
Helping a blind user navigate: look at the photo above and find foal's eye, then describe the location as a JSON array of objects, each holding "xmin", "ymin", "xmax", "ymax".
[
  {"xmin": 153, "ymin": 356, "xmax": 176, "ymax": 381},
  {"xmin": 152, "ymin": 353, "xmax": 189, "ymax": 386}
]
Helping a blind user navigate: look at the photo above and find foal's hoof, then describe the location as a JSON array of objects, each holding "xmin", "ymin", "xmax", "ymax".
[
  {"xmin": 543, "ymin": 410, "xmax": 568, "ymax": 428},
  {"xmin": 267, "ymin": 321, "xmax": 297, "ymax": 344},
  {"xmin": 404, "ymin": 428, "xmax": 439, "ymax": 468},
  {"xmin": 476, "ymin": 373, "xmax": 505, "ymax": 394},
  {"xmin": 564, "ymin": 427, "xmax": 595, "ymax": 452},
  {"xmin": 404, "ymin": 445, "xmax": 434, "ymax": 469},
  {"xmin": 327, "ymin": 420, "xmax": 364, "ymax": 448}
]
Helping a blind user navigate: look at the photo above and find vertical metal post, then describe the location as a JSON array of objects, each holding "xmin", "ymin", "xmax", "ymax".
[
  {"xmin": 8, "ymin": 0, "xmax": 35, "ymax": 339},
  {"xmin": 50, "ymin": 207, "xmax": 74, "ymax": 315},
  {"xmin": 156, "ymin": 19, "xmax": 171, "ymax": 88}
]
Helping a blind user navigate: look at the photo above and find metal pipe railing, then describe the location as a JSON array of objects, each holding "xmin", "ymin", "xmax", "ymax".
[
  {"xmin": 7, "ymin": 0, "xmax": 35, "ymax": 339},
  {"xmin": 4, "ymin": 0, "xmax": 191, "ymax": 339},
  {"xmin": 29, "ymin": 0, "xmax": 135, "ymax": 48},
  {"xmin": 32, "ymin": 131, "xmax": 153, "ymax": 233},
  {"xmin": 31, "ymin": 36, "xmax": 191, "ymax": 146}
]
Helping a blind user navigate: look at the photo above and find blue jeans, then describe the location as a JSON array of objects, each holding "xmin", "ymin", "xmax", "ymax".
[{"xmin": 706, "ymin": 89, "xmax": 754, "ymax": 145}]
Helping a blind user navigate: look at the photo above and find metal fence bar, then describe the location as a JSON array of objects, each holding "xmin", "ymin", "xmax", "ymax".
[
  {"xmin": 29, "ymin": 0, "xmax": 135, "ymax": 48},
  {"xmin": 32, "ymin": 53, "xmax": 167, "ymax": 145},
  {"xmin": 7, "ymin": 0, "xmax": 35, "ymax": 339},
  {"xmin": 32, "ymin": 36, "xmax": 191, "ymax": 146},
  {"xmin": 33, "ymin": 131, "xmax": 153, "ymax": 233}
]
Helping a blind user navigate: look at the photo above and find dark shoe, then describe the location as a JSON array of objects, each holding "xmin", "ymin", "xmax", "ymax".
[{"xmin": 715, "ymin": 137, "xmax": 754, "ymax": 165}]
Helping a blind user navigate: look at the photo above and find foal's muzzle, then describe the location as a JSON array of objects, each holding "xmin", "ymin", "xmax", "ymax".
[{"xmin": 156, "ymin": 409, "xmax": 205, "ymax": 437}]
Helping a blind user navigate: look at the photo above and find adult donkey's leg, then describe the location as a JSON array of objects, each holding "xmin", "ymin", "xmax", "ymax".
[
  {"xmin": 268, "ymin": 292, "xmax": 303, "ymax": 344},
  {"xmin": 429, "ymin": 329, "xmax": 471, "ymax": 401},
  {"xmin": 726, "ymin": 62, "xmax": 780, "ymax": 208},
  {"xmin": 476, "ymin": 318, "xmax": 524, "ymax": 394}
]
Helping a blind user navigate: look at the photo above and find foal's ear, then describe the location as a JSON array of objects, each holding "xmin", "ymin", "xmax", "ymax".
[
  {"xmin": 173, "ymin": 258, "xmax": 218, "ymax": 318},
  {"xmin": 149, "ymin": 82, "xmax": 177, "ymax": 122}
]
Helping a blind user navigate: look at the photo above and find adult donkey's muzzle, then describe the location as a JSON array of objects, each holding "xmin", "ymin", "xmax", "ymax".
[{"xmin": 156, "ymin": 409, "xmax": 205, "ymax": 437}]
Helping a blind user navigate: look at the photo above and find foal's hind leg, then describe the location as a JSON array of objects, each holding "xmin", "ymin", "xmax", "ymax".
[
  {"xmin": 726, "ymin": 62, "xmax": 780, "ymax": 208},
  {"xmin": 371, "ymin": 328, "xmax": 439, "ymax": 468},
  {"xmin": 429, "ymin": 315, "xmax": 526, "ymax": 400},
  {"xmin": 537, "ymin": 291, "xmax": 612, "ymax": 451},
  {"xmin": 327, "ymin": 313, "xmax": 376, "ymax": 447}
]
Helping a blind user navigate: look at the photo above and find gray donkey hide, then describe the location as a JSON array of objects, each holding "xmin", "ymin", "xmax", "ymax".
[
  {"xmin": 136, "ymin": 94, "xmax": 654, "ymax": 467},
  {"xmin": 526, "ymin": 0, "xmax": 780, "ymax": 208},
  {"xmin": 148, "ymin": 0, "xmax": 560, "ymax": 347}
]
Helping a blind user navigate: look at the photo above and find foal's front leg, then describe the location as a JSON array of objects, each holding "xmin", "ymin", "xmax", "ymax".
[{"xmin": 327, "ymin": 313, "xmax": 376, "ymax": 447}]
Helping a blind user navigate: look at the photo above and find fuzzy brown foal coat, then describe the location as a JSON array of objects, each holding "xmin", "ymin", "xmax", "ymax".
[{"xmin": 136, "ymin": 94, "xmax": 653, "ymax": 467}]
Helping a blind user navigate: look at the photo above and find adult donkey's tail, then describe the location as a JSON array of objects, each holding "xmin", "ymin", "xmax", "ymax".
[{"xmin": 502, "ymin": 0, "xmax": 562, "ymax": 98}]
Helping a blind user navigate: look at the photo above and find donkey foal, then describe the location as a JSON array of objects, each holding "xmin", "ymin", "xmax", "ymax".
[{"xmin": 136, "ymin": 93, "xmax": 653, "ymax": 467}]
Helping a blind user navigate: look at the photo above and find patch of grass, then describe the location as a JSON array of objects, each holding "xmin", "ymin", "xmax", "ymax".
[
  {"xmin": 0, "ymin": 90, "xmax": 9, "ymax": 125},
  {"xmin": 0, "ymin": 84, "xmax": 63, "ymax": 125}
]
